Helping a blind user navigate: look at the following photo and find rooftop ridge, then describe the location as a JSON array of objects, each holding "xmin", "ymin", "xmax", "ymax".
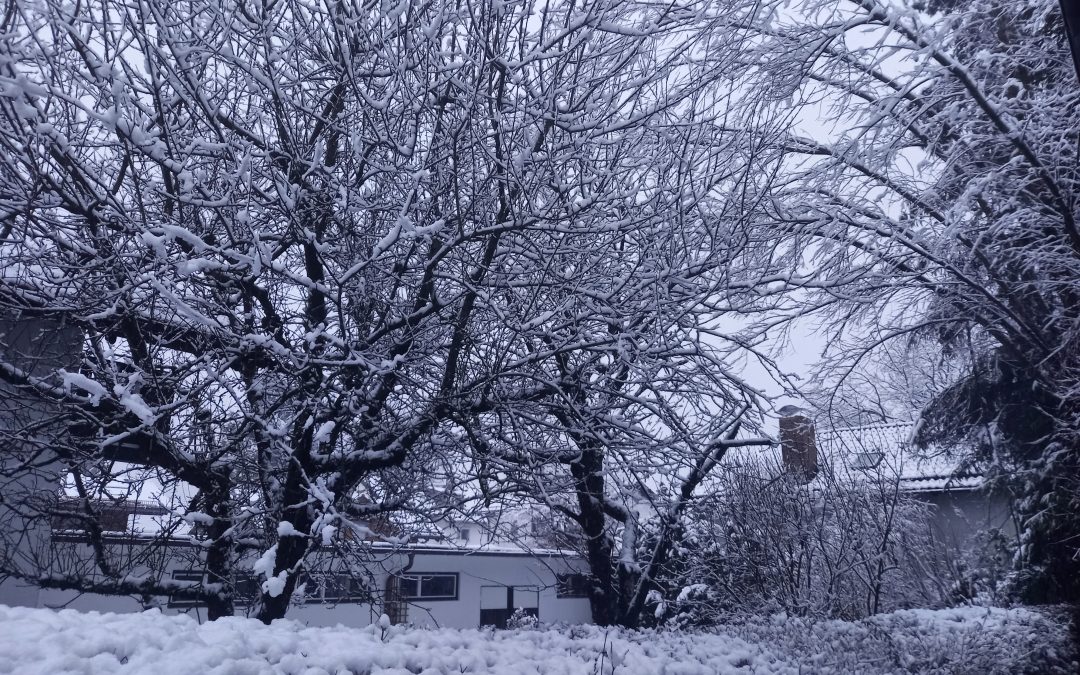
[{"xmin": 815, "ymin": 420, "xmax": 916, "ymax": 438}]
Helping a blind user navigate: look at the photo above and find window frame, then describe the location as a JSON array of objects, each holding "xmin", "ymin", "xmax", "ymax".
[
  {"xmin": 555, "ymin": 573, "xmax": 591, "ymax": 599},
  {"xmin": 168, "ymin": 569, "xmax": 205, "ymax": 608},
  {"xmin": 301, "ymin": 573, "xmax": 369, "ymax": 604},
  {"xmin": 852, "ymin": 451, "xmax": 885, "ymax": 470},
  {"xmin": 397, "ymin": 573, "xmax": 459, "ymax": 601},
  {"xmin": 172, "ymin": 571, "xmax": 268, "ymax": 607},
  {"xmin": 233, "ymin": 573, "xmax": 260, "ymax": 606}
]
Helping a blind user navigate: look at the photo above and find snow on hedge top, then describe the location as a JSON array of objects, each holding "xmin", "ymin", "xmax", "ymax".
[
  {"xmin": 0, "ymin": 605, "xmax": 772, "ymax": 675},
  {"xmin": 0, "ymin": 604, "xmax": 1072, "ymax": 675}
]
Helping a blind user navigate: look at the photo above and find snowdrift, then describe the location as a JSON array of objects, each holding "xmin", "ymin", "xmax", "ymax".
[{"xmin": 0, "ymin": 604, "xmax": 1071, "ymax": 674}]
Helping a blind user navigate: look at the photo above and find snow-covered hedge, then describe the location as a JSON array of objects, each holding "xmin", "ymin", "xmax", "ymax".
[
  {"xmin": 0, "ymin": 604, "xmax": 1072, "ymax": 674},
  {"xmin": 727, "ymin": 607, "xmax": 1075, "ymax": 674}
]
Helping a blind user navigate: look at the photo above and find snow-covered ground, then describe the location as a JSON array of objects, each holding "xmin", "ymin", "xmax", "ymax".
[{"xmin": 0, "ymin": 604, "xmax": 1072, "ymax": 674}]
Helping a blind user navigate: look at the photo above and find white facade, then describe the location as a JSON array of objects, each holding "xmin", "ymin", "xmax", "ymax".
[
  {"xmin": 0, "ymin": 313, "xmax": 81, "ymax": 610},
  {"xmin": 1, "ymin": 537, "xmax": 592, "ymax": 629}
]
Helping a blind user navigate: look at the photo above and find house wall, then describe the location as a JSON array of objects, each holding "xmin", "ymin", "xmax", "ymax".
[
  {"xmin": 0, "ymin": 313, "xmax": 82, "ymax": 610},
  {"xmin": 388, "ymin": 550, "xmax": 591, "ymax": 629},
  {"xmin": 913, "ymin": 489, "xmax": 1017, "ymax": 551},
  {"xmin": 10, "ymin": 543, "xmax": 592, "ymax": 629}
]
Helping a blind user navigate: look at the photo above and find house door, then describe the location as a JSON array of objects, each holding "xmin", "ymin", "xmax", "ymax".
[{"xmin": 479, "ymin": 585, "xmax": 539, "ymax": 628}]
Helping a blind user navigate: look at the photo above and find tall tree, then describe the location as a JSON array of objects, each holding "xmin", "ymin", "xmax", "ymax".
[
  {"xmin": 739, "ymin": 0, "xmax": 1080, "ymax": 602},
  {"xmin": 0, "ymin": 0, "xmax": 773, "ymax": 622}
]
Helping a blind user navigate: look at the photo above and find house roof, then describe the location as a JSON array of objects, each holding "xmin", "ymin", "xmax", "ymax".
[
  {"xmin": 722, "ymin": 417, "xmax": 983, "ymax": 493},
  {"xmin": 50, "ymin": 528, "xmax": 577, "ymax": 558},
  {"xmin": 50, "ymin": 498, "xmax": 578, "ymax": 558},
  {"xmin": 815, "ymin": 420, "xmax": 982, "ymax": 492}
]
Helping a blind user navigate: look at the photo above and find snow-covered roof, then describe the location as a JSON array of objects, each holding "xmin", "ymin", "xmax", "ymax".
[
  {"xmin": 51, "ymin": 527, "xmax": 576, "ymax": 559},
  {"xmin": 51, "ymin": 500, "xmax": 577, "ymax": 559},
  {"xmin": 721, "ymin": 418, "xmax": 982, "ymax": 493},
  {"xmin": 816, "ymin": 421, "xmax": 982, "ymax": 493}
]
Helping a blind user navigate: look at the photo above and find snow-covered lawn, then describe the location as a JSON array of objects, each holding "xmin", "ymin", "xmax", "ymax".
[{"xmin": 0, "ymin": 604, "xmax": 1072, "ymax": 674}]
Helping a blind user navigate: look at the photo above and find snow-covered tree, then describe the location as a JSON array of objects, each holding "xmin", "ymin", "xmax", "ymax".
[
  {"xmin": 739, "ymin": 0, "xmax": 1080, "ymax": 603},
  {"xmin": 0, "ymin": 0, "xmax": 777, "ymax": 623},
  {"xmin": 476, "ymin": 400, "xmax": 770, "ymax": 628}
]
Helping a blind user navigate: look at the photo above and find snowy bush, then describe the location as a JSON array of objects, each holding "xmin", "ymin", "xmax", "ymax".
[
  {"xmin": 648, "ymin": 459, "xmax": 960, "ymax": 624},
  {"xmin": 729, "ymin": 606, "xmax": 1075, "ymax": 675},
  {"xmin": 506, "ymin": 608, "xmax": 541, "ymax": 630},
  {"xmin": 946, "ymin": 528, "xmax": 1015, "ymax": 607}
]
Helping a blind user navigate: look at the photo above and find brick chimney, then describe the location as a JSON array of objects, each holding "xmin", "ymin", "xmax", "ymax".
[{"xmin": 778, "ymin": 405, "xmax": 818, "ymax": 482}]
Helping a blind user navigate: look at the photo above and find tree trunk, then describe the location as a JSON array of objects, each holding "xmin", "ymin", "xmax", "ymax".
[
  {"xmin": 1060, "ymin": 0, "xmax": 1080, "ymax": 84},
  {"xmin": 570, "ymin": 448, "xmax": 619, "ymax": 627},
  {"xmin": 254, "ymin": 529, "xmax": 309, "ymax": 624},
  {"xmin": 615, "ymin": 566, "xmax": 641, "ymax": 628},
  {"xmin": 204, "ymin": 470, "xmax": 235, "ymax": 621},
  {"xmin": 255, "ymin": 447, "xmax": 315, "ymax": 624}
]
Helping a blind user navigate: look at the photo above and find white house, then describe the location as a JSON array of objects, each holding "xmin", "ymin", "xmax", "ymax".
[{"xmin": 0, "ymin": 504, "xmax": 594, "ymax": 629}]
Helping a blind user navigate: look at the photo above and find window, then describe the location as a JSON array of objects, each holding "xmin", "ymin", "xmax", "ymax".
[
  {"xmin": 51, "ymin": 503, "xmax": 130, "ymax": 534},
  {"xmin": 458, "ymin": 528, "xmax": 471, "ymax": 542},
  {"xmin": 556, "ymin": 573, "xmax": 591, "ymax": 598},
  {"xmin": 305, "ymin": 574, "xmax": 368, "ymax": 603},
  {"xmin": 852, "ymin": 452, "xmax": 884, "ymax": 470},
  {"xmin": 397, "ymin": 573, "xmax": 458, "ymax": 600},
  {"xmin": 175, "ymin": 570, "xmax": 335, "ymax": 607},
  {"xmin": 168, "ymin": 570, "xmax": 204, "ymax": 608},
  {"xmin": 234, "ymin": 573, "xmax": 260, "ymax": 605}
]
